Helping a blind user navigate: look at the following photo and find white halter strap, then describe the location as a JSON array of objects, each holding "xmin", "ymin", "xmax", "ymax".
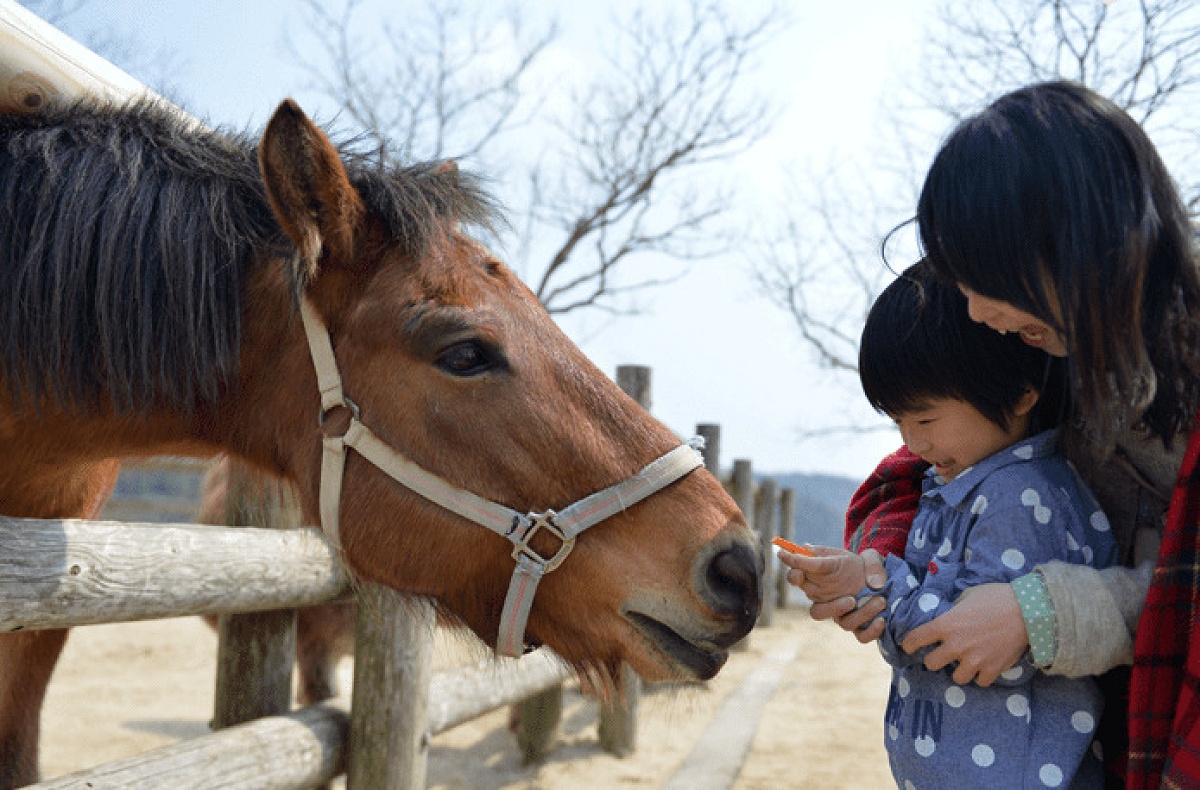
[{"xmin": 298, "ymin": 297, "xmax": 704, "ymax": 657}]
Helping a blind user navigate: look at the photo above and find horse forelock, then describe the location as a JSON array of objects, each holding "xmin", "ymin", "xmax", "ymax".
[{"xmin": 0, "ymin": 99, "xmax": 498, "ymax": 417}]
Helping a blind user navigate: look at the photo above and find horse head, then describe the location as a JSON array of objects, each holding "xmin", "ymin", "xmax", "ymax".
[{"xmin": 231, "ymin": 100, "xmax": 763, "ymax": 684}]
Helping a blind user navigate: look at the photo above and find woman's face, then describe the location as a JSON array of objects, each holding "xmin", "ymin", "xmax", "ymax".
[{"xmin": 957, "ymin": 285, "xmax": 1069, "ymax": 357}]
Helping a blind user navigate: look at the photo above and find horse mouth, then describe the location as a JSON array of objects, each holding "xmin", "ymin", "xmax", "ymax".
[{"xmin": 625, "ymin": 610, "xmax": 728, "ymax": 680}]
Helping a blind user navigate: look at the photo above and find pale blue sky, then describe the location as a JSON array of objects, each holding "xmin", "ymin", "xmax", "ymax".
[{"xmin": 30, "ymin": 0, "xmax": 943, "ymax": 479}]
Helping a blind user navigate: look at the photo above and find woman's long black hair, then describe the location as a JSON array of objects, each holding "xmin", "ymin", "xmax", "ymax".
[{"xmin": 916, "ymin": 80, "xmax": 1200, "ymax": 450}]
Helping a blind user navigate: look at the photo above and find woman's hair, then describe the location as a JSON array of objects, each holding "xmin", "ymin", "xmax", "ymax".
[
  {"xmin": 916, "ymin": 80, "xmax": 1200, "ymax": 449},
  {"xmin": 860, "ymin": 260, "xmax": 1063, "ymax": 432}
]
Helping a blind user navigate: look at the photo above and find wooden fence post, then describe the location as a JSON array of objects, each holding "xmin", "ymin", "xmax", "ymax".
[
  {"xmin": 777, "ymin": 488, "xmax": 796, "ymax": 610},
  {"xmin": 731, "ymin": 459, "xmax": 754, "ymax": 521},
  {"xmin": 213, "ymin": 461, "xmax": 300, "ymax": 729},
  {"xmin": 596, "ymin": 364, "xmax": 651, "ymax": 756},
  {"xmin": 696, "ymin": 423, "xmax": 721, "ymax": 475},
  {"xmin": 730, "ymin": 458, "xmax": 754, "ymax": 649},
  {"xmin": 754, "ymin": 478, "xmax": 779, "ymax": 627},
  {"xmin": 347, "ymin": 588, "xmax": 436, "ymax": 789},
  {"xmin": 516, "ymin": 682, "xmax": 563, "ymax": 764}
]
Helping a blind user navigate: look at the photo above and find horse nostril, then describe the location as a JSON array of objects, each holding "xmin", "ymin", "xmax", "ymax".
[{"xmin": 701, "ymin": 541, "xmax": 763, "ymax": 622}]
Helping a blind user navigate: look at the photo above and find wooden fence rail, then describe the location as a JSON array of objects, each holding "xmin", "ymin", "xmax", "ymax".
[
  {"xmin": 0, "ymin": 518, "xmax": 349, "ymax": 631},
  {"xmin": 34, "ymin": 647, "xmax": 584, "ymax": 789}
]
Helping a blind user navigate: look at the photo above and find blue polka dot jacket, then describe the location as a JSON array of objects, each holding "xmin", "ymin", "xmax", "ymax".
[{"xmin": 875, "ymin": 429, "xmax": 1118, "ymax": 788}]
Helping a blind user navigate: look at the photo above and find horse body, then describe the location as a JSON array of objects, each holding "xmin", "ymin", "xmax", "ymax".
[{"xmin": 0, "ymin": 98, "xmax": 761, "ymax": 785}]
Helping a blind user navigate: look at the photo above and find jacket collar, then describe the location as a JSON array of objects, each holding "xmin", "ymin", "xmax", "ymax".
[{"xmin": 923, "ymin": 429, "xmax": 1058, "ymax": 508}]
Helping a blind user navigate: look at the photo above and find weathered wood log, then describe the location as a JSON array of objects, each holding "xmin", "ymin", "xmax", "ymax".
[
  {"xmin": 777, "ymin": 487, "xmax": 796, "ymax": 609},
  {"xmin": 213, "ymin": 462, "xmax": 304, "ymax": 730},
  {"xmin": 516, "ymin": 683, "xmax": 563, "ymax": 764},
  {"xmin": 696, "ymin": 423, "xmax": 722, "ymax": 475},
  {"xmin": 730, "ymin": 459, "xmax": 754, "ymax": 650},
  {"xmin": 31, "ymin": 701, "xmax": 349, "ymax": 789},
  {"xmin": 426, "ymin": 650, "xmax": 573, "ymax": 735},
  {"xmin": 594, "ymin": 364, "xmax": 650, "ymax": 757},
  {"xmin": 347, "ymin": 587, "xmax": 435, "ymax": 789},
  {"xmin": 0, "ymin": 517, "xmax": 351, "ymax": 631},
  {"xmin": 754, "ymin": 478, "xmax": 779, "ymax": 627},
  {"xmin": 598, "ymin": 663, "xmax": 641, "ymax": 757}
]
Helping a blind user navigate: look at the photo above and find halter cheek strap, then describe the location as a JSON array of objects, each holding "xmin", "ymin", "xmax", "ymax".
[{"xmin": 298, "ymin": 297, "xmax": 704, "ymax": 657}]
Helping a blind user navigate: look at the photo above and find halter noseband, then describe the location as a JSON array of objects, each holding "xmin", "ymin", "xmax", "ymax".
[{"xmin": 298, "ymin": 296, "xmax": 704, "ymax": 657}]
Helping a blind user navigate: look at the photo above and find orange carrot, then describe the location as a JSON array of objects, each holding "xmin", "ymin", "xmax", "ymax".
[{"xmin": 772, "ymin": 536, "xmax": 815, "ymax": 556}]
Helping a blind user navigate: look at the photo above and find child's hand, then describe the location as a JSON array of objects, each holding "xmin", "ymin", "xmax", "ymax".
[{"xmin": 777, "ymin": 544, "xmax": 879, "ymax": 603}]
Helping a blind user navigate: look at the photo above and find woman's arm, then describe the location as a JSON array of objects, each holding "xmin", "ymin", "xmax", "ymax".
[
  {"xmin": 896, "ymin": 564, "xmax": 1150, "ymax": 685},
  {"xmin": 899, "ymin": 582, "xmax": 1029, "ymax": 686},
  {"xmin": 1038, "ymin": 559, "xmax": 1152, "ymax": 676}
]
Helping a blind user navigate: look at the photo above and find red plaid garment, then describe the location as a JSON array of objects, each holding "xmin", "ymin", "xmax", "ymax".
[
  {"xmin": 843, "ymin": 445, "xmax": 928, "ymax": 554},
  {"xmin": 1129, "ymin": 420, "xmax": 1200, "ymax": 788}
]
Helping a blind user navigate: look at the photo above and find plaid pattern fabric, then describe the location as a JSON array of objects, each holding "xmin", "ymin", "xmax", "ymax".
[
  {"xmin": 1129, "ymin": 421, "xmax": 1200, "ymax": 788},
  {"xmin": 843, "ymin": 445, "xmax": 929, "ymax": 554}
]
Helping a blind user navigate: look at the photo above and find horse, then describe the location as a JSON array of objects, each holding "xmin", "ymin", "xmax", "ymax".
[{"xmin": 0, "ymin": 96, "xmax": 762, "ymax": 786}]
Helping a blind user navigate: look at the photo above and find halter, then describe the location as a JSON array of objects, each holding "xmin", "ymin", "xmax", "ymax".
[{"xmin": 298, "ymin": 297, "xmax": 704, "ymax": 657}]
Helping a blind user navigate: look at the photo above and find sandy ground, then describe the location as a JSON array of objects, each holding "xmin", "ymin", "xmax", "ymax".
[{"xmin": 39, "ymin": 605, "xmax": 894, "ymax": 788}]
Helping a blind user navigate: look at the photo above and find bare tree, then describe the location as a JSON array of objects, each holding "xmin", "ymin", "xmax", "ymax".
[
  {"xmin": 291, "ymin": 0, "xmax": 558, "ymax": 165},
  {"xmin": 293, "ymin": 0, "xmax": 785, "ymax": 316},
  {"xmin": 761, "ymin": 0, "xmax": 1200, "ymax": 383}
]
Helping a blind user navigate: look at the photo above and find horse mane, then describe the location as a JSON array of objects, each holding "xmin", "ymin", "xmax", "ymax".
[{"xmin": 0, "ymin": 99, "xmax": 497, "ymax": 416}]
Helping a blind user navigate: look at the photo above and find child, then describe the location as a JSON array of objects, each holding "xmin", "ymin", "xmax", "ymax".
[{"xmin": 786, "ymin": 262, "xmax": 1117, "ymax": 788}]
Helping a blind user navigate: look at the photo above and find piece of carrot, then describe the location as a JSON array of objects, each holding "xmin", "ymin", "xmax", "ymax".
[{"xmin": 772, "ymin": 536, "xmax": 815, "ymax": 556}]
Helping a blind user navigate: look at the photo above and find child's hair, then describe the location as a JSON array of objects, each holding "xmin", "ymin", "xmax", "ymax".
[
  {"xmin": 860, "ymin": 260, "xmax": 1062, "ymax": 431},
  {"xmin": 916, "ymin": 79, "xmax": 1200, "ymax": 448}
]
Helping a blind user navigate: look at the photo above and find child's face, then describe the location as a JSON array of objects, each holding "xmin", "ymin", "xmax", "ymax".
[{"xmin": 892, "ymin": 397, "xmax": 1033, "ymax": 481}]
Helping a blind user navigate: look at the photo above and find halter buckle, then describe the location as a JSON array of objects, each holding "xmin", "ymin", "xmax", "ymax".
[{"xmin": 510, "ymin": 510, "xmax": 576, "ymax": 573}]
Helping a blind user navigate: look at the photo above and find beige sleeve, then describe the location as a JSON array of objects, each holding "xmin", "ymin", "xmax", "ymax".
[{"xmin": 1036, "ymin": 560, "xmax": 1153, "ymax": 677}]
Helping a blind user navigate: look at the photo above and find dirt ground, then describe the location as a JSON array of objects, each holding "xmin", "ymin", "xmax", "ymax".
[{"xmin": 39, "ymin": 605, "xmax": 894, "ymax": 788}]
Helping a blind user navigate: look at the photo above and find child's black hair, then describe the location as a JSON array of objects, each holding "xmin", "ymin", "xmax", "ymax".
[{"xmin": 859, "ymin": 260, "xmax": 1064, "ymax": 431}]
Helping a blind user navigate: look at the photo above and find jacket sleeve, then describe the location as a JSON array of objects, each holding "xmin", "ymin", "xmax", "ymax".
[
  {"xmin": 844, "ymin": 446, "xmax": 929, "ymax": 555},
  {"xmin": 1037, "ymin": 559, "xmax": 1152, "ymax": 677},
  {"xmin": 875, "ymin": 553, "xmax": 940, "ymax": 670}
]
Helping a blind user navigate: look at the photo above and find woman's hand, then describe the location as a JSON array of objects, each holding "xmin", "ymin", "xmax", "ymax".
[
  {"xmin": 900, "ymin": 582, "xmax": 1028, "ymax": 686},
  {"xmin": 780, "ymin": 547, "xmax": 888, "ymax": 643}
]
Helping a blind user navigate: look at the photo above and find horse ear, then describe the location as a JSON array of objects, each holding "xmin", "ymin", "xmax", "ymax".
[{"xmin": 259, "ymin": 99, "xmax": 365, "ymax": 281}]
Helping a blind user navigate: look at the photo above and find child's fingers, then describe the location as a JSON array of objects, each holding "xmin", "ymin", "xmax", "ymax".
[
  {"xmin": 776, "ymin": 551, "xmax": 841, "ymax": 575},
  {"xmin": 772, "ymin": 537, "xmax": 814, "ymax": 556}
]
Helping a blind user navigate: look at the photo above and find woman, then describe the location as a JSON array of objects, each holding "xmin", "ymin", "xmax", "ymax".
[{"xmin": 784, "ymin": 80, "xmax": 1200, "ymax": 787}]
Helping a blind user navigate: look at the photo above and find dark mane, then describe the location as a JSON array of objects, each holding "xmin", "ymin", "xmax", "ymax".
[{"xmin": 0, "ymin": 98, "xmax": 496, "ymax": 415}]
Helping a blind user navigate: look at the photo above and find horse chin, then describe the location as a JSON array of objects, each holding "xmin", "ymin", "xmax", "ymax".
[{"xmin": 622, "ymin": 609, "xmax": 730, "ymax": 681}]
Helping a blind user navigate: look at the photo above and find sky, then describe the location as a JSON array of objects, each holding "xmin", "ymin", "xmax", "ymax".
[{"xmin": 21, "ymin": 0, "xmax": 944, "ymax": 481}]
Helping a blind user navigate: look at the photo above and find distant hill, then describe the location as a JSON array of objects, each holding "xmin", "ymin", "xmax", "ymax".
[{"xmin": 755, "ymin": 471, "xmax": 860, "ymax": 549}]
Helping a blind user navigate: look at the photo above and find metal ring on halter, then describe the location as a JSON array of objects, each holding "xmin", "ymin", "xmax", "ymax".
[{"xmin": 318, "ymin": 395, "xmax": 361, "ymax": 427}]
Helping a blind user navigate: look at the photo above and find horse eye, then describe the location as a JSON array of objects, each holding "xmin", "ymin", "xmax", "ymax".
[{"xmin": 435, "ymin": 341, "xmax": 502, "ymax": 377}]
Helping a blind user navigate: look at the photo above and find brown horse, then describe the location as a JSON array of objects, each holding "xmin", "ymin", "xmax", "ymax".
[{"xmin": 0, "ymin": 97, "xmax": 761, "ymax": 786}]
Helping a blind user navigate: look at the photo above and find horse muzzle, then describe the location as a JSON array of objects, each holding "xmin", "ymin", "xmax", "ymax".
[{"xmin": 623, "ymin": 534, "xmax": 762, "ymax": 679}]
